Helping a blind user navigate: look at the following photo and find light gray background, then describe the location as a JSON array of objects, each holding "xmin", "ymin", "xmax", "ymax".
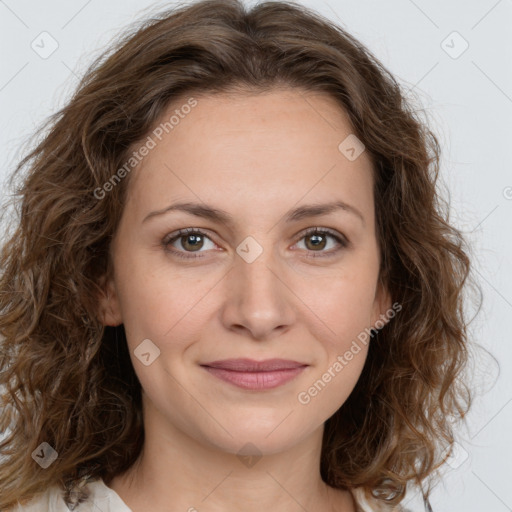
[{"xmin": 1, "ymin": 0, "xmax": 511, "ymax": 510}]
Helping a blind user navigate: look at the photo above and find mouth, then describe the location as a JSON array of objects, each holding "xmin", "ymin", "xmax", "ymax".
[{"xmin": 200, "ymin": 358, "xmax": 309, "ymax": 390}]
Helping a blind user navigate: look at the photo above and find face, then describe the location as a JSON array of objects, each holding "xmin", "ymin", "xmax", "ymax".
[{"xmin": 99, "ymin": 88, "xmax": 391, "ymax": 456}]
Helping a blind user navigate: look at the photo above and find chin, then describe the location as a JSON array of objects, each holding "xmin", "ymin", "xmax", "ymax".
[{"xmin": 197, "ymin": 416, "xmax": 316, "ymax": 457}]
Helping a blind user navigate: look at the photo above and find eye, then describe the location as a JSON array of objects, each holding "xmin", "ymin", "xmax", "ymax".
[
  {"xmin": 293, "ymin": 227, "xmax": 348, "ymax": 258},
  {"xmin": 162, "ymin": 228, "xmax": 217, "ymax": 259},
  {"xmin": 162, "ymin": 227, "xmax": 349, "ymax": 260}
]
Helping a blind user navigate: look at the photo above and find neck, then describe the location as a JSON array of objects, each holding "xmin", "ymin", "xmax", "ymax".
[{"xmin": 108, "ymin": 397, "xmax": 355, "ymax": 512}]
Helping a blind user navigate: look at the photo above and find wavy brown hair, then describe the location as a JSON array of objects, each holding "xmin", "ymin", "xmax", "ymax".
[{"xmin": 0, "ymin": 0, "xmax": 478, "ymax": 509}]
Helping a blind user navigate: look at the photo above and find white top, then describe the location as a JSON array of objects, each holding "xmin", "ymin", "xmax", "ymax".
[
  {"xmin": 12, "ymin": 478, "xmax": 132, "ymax": 512},
  {"xmin": 12, "ymin": 478, "xmax": 401, "ymax": 511}
]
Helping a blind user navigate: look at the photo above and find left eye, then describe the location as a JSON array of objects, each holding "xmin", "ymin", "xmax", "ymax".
[
  {"xmin": 163, "ymin": 227, "xmax": 347, "ymax": 259},
  {"xmin": 294, "ymin": 228, "xmax": 346, "ymax": 254}
]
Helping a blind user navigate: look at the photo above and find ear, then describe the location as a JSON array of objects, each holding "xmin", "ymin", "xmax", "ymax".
[
  {"xmin": 97, "ymin": 274, "xmax": 123, "ymax": 326},
  {"xmin": 370, "ymin": 276, "xmax": 394, "ymax": 331}
]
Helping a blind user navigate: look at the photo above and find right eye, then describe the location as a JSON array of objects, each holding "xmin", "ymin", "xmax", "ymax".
[{"xmin": 162, "ymin": 228, "xmax": 219, "ymax": 259}]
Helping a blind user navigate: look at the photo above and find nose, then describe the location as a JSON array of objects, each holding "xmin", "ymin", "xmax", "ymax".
[{"xmin": 219, "ymin": 246, "xmax": 296, "ymax": 341}]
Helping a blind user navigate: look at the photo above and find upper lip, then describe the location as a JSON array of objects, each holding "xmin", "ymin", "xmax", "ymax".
[{"xmin": 201, "ymin": 358, "xmax": 308, "ymax": 372}]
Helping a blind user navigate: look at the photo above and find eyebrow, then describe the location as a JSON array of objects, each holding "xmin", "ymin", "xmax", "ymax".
[{"xmin": 142, "ymin": 200, "xmax": 365, "ymax": 226}]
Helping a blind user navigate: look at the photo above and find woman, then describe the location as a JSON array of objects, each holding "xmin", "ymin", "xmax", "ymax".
[{"xmin": 0, "ymin": 0, "xmax": 475, "ymax": 510}]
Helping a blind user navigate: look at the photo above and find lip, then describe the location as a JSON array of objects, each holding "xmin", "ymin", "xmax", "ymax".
[
  {"xmin": 202, "ymin": 358, "xmax": 307, "ymax": 371},
  {"xmin": 200, "ymin": 358, "xmax": 308, "ymax": 390}
]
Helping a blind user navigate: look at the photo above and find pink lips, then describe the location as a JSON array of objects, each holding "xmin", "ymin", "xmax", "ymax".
[{"xmin": 201, "ymin": 358, "xmax": 308, "ymax": 390}]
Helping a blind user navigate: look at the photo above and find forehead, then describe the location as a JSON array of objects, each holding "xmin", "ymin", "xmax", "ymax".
[{"xmin": 123, "ymin": 88, "xmax": 375, "ymax": 227}]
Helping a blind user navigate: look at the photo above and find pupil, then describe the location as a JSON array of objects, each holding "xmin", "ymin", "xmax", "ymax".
[
  {"xmin": 184, "ymin": 234, "xmax": 202, "ymax": 251},
  {"xmin": 308, "ymin": 234, "xmax": 325, "ymax": 250}
]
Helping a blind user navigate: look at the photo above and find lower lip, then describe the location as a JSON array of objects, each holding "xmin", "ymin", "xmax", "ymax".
[{"xmin": 201, "ymin": 366, "xmax": 307, "ymax": 390}]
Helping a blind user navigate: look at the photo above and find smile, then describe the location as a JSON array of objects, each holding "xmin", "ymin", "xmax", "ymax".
[{"xmin": 201, "ymin": 366, "xmax": 307, "ymax": 390}]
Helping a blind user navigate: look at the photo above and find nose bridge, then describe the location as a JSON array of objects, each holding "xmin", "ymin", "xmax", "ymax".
[
  {"xmin": 220, "ymin": 236, "xmax": 295, "ymax": 339},
  {"xmin": 237, "ymin": 245, "xmax": 279, "ymax": 296}
]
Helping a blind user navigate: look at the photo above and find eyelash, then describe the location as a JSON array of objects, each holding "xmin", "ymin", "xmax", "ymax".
[{"xmin": 162, "ymin": 227, "xmax": 348, "ymax": 260}]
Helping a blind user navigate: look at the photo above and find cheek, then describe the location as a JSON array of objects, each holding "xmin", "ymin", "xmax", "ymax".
[
  {"xmin": 299, "ymin": 265, "xmax": 376, "ymax": 413},
  {"xmin": 292, "ymin": 263, "xmax": 378, "ymax": 348},
  {"xmin": 297, "ymin": 345, "xmax": 368, "ymax": 422},
  {"xmin": 114, "ymin": 252, "xmax": 218, "ymax": 347}
]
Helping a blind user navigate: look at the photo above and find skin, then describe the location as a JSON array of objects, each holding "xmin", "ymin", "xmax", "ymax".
[{"xmin": 99, "ymin": 87, "xmax": 392, "ymax": 512}]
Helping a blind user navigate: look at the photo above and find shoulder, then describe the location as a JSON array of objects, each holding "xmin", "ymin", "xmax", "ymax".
[
  {"xmin": 351, "ymin": 487, "xmax": 412, "ymax": 512},
  {"xmin": 10, "ymin": 478, "xmax": 132, "ymax": 512},
  {"xmin": 9, "ymin": 485, "xmax": 64, "ymax": 512}
]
